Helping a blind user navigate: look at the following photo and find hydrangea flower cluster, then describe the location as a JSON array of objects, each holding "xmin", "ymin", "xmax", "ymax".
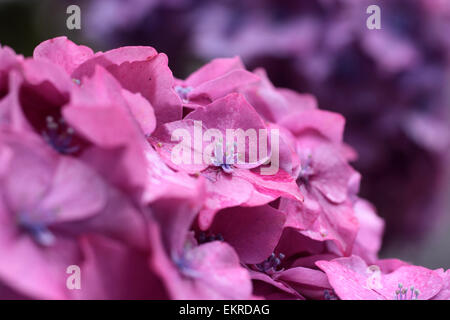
[
  {"xmin": 80, "ymin": 0, "xmax": 450, "ymax": 243},
  {"xmin": 0, "ymin": 37, "xmax": 448, "ymax": 300}
]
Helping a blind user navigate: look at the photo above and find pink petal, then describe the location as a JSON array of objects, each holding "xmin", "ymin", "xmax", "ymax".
[
  {"xmin": 73, "ymin": 48, "xmax": 182, "ymax": 125},
  {"xmin": 309, "ymin": 144, "xmax": 357, "ymax": 204},
  {"xmin": 184, "ymin": 56, "xmax": 246, "ymax": 87},
  {"xmin": 188, "ymin": 70, "xmax": 260, "ymax": 104},
  {"xmin": 376, "ymin": 266, "xmax": 443, "ymax": 300},
  {"xmin": 316, "ymin": 256, "xmax": 384, "ymax": 300},
  {"xmin": 352, "ymin": 199, "xmax": 384, "ymax": 264},
  {"xmin": 210, "ymin": 205, "xmax": 286, "ymax": 264},
  {"xmin": 0, "ymin": 198, "xmax": 80, "ymax": 299},
  {"xmin": 121, "ymin": 89, "xmax": 156, "ymax": 136},
  {"xmin": 274, "ymin": 267, "xmax": 330, "ymax": 289},
  {"xmin": 250, "ymin": 270, "xmax": 303, "ymax": 299},
  {"xmin": 243, "ymin": 68, "xmax": 317, "ymax": 122},
  {"xmin": 38, "ymin": 156, "xmax": 107, "ymax": 223},
  {"xmin": 33, "ymin": 37, "xmax": 94, "ymax": 74},
  {"xmin": 280, "ymin": 109, "xmax": 346, "ymax": 145},
  {"xmin": 72, "ymin": 235, "xmax": 165, "ymax": 299}
]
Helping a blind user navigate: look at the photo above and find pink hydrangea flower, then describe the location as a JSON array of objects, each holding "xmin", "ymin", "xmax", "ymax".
[
  {"xmin": 148, "ymin": 183, "xmax": 253, "ymax": 299},
  {"xmin": 151, "ymin": 92, "xmax": 302, "ymax": 229},
  {"xmin": 0, "ymin": 132, "xmax": 148, "ymax": 299},
  {"xmin": 277, "ymin": 109, "xmax": 360, "ymax": 255}
]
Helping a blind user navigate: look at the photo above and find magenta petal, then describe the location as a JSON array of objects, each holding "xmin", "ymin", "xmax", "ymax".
[
  {"xmin": 309, "ymin": 145, "xmax": 356, "ymax": 204},
  {"xmin": 243, "ymin": 68, "xmax": 317, "ymax": 122},
  {"xmin": 233, "ymin": 168, "xmax": 303, "ymax": 204},
  {"xmin": 316, "ymin": 256, "xmax": 384, "ymax": 300},
  {"xmin": 21, "ymin": 59, "xmax": 72, "ymax": 97},
  {"xmin": 184, "ymin": 93, "xmax": 266, "ymax": 141},
  {"xmin": 60, "ymin": 186, "xmax": 149, "ymax": 250},
  {"xmin": 274, "ymin": 267, "xmax": 330, "ymax": 289},
  {"xmin": 0, "ymin": 71, "xmax": 25, "ymax": 129},
  {"xmin": 0, "ymin": 198, "xmax": 80, "ymax": 299},
  {"xmin": 0, "ymin": 45, "xmax": 21, "ymax": 73},
  {"xmin": 151, "ymin": 195, "xmax": 203, "ymax": 257},
  {"xmin": 62, "ymin": 101, "xmax": 141, "ymax": 148},
  {"xmin": 281, "ymin": 196, "xmax": 320, "ymax": 231},
  {"xmin": 38, "ymin": 156, "xmax": 107, "ymax": 223},
  {"xmin": 73, "ymin": 48, "xmax": 182, "ymax": 125},
  {"xmin": 63, "ymin": 67, "xmax": 146, "ymax": 147},
  {"xmin": 188, "ymin": 70, "xmax": 260, "ymax": 104},
  {"xmin": 198, "ymin": 173, "xmax": 254, "ymax": 228},
  {"xmin": 184, "ymin": 56, "xmax": 246, "ymax": 87},
  {"xmin": 250, "ymin": 270, "xmax": 303, "ymax": 299},
  {"xmin": 280, "ymin": 109, "xmax": 346, "ymax": 145},
  {"xmin": 150, "ymin": 118, "xmax": 209, "ymax": 173},
  {"xmin": 152, "ymin": 93, "xmax": 272, "ymax": 173},
  {"xmin": 184, "ymin": 241, "xmax": 253, "ymax": 299},
  {"xmin": 210, "ymin": 205, "xmax": 286, "ymax": 264},
  {"xmin": 301, "ymin": 193, "xmax": 358, "ymax": 256},
  {"xmin": 376, "ymin": 266, "xmax": 443, "ymax": 300},
  {"xmin": 275, "ymin": 227, "xmax": 326, "ymax": 259},
  {"xmin": 63, "ymin": 67, "xmax": 149, "ymax": 192},
  {"xmin": 72, "ymin": 235, "xmax": 165, "ymax": 299},
  {"xmin": 291, "ymin": 253, "xmax": 338, "ymax": 269},
  {"xmin": 317, "ymin": 255, "xmax": 446, "ymax": 300},
  {"xmin": 0, "ymin": 281, "xmax": 28, "ymax": 299},
  {"xmin": 150, "ymin": 223, "xmax": 253, "ymax": 300},
  {"xmin": 33, "ymin": 36, "xmax": 94, "ymax": 74},
  {"xmin": 142, "ymin": 143, "xmax": 204, "ymax": 203},
  {"xmin": 1, "ymin": 133, "xmax": 55, "ymax": 213},
  {"xmin": 352, "ymin": 199, "xmax": 384, "ymax": 264},
  {"xmin": 121, "ymin": 89, "xmax": 156, "ymax": 136},
  {"xmin": 433, "ymin": 270, "xmax": 450, "ymax": 300},
  {"xmin": 376, "ymin": 258, "xmax": 411, "ymax": 274},
  {"xmin": 197, "ymin": 167, "xmax": 302, "ymax": 230},
  {"xmin": 148, "ymin": 184, "xmax": 252, "ymax": 300}
]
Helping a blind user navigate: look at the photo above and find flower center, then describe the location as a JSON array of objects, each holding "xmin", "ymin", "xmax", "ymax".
[
  {"xmin": 211, "ymin": 142, "xmax": 236, "ymax": 174},
  {"xmin": 175, "ymin": 86, "xmax": 193, "ymax": 103},
  {"xmin": 253, "ymin": 252, "xmax": 285, "ymax": 274},
  {"xmin": 42, "ymin": 116, "xmax": 80, "ymax": 154},
  {"xmin": 196, "ymin": 231, "xmax": 224, "ymax": 244},
  {"xmin": 297, "ymin": 154, "xmax": 314, "ymax": 186},
  {"xmin": 395, "ymin": 283, "xmax": 420, "ymax": 300}
]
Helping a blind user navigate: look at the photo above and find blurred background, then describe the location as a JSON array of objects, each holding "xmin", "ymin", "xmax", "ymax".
[{"xmin": 1, "ymin": 0, "xmax": 449, "ymax": 268}]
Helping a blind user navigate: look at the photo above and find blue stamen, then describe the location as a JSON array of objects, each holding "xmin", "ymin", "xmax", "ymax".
[
  {"xmin": 395, "ymin": 283, "xmax": 420, "ymax": 300},
  {"xmin": 175, "ymin": 86, "xmax": 193, "ymax": 103},
  {"xmin": 18, "ymin": 213, "xmax": 55, "ymax": 247},
  {"xmin": 171, "ymin": 251, "xmax": 202, "ymax": 279},
  {"xmin": 211, "ymin": 142, "xmax": 236, "ymax": 174},
  {"xmin": 254, "ymin": 252, "xmax": 285, "ymax": 274}
]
